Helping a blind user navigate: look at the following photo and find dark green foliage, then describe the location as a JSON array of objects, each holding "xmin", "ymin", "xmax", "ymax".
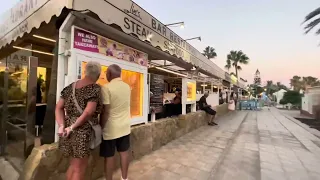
[{"xmin": 280, "ymin": 91, "xmax": 302, "ymax": 106}]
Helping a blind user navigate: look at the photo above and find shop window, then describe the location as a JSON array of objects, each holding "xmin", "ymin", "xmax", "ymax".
[{"xmin": 81, "ymin": 62, "xmax": 143, "ymax": 117}]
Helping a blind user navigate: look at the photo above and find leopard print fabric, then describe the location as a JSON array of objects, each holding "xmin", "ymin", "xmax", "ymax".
[{"xmin": 58, "ymin": 83, "xmax": 102, "ymax": 158}]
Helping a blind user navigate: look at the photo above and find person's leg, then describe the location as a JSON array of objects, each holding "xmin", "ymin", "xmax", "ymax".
[
  {"xmin": 100, "ymin": 139, "xmax": 116, "ymax": 180},
  {"xmin": 116, "ymin": 135, "xmax": 131, "ymax": 180},
  {"xmin": 119, "ymin": 151, "xmax": 129, "ymax": 179},
  {"xmin": 70, "ymin": 157, "xmax": 89, "ymax": 180},
  {"xmin": 203, "ymin": 108, "xmax": 213, "ymax": 125},
  {"xmin": 209, "ymin": 108, "xmax": 217, "ymax": 125},
  {"xmin": 105, "ymin": 156, "xmax": 115, "ymax": 180},
  {"xmin": 66, "ymin": 165, "xmax": 74, "ymax": 180},
  {"xmin": 211, "ymin": 115, "xmax": 217, "ymax": 125}
]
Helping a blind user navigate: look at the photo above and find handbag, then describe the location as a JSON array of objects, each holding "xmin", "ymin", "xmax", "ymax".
[{"xmin": 72, "ymin": 82, "xmax": 102, "ymax": 149}]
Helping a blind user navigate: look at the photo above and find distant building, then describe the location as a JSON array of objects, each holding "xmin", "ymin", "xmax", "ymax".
[
  {"xmin": 301, "ymin": 86, "xmax": 320, "ymax": 118},
  {"xmin": 273, "ymin": 89, "xmax": 287, "ymax": 108}
]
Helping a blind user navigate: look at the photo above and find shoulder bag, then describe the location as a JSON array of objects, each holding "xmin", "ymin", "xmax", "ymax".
[{"xmin": 72, "ymin": 82, "xmax": 102, "ymax": 149}]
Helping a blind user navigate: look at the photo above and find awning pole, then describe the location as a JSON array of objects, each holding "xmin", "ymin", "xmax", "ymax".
[{"xmin": 55, "ymin": 13, "xmax": 76, "ymax": 142}]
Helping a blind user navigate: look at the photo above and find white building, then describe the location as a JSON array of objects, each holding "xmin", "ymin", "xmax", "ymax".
[
  {"xmin": 301, "ymin": 86, "xmax": 320, "ymax": 116},
  {"xmin": 273, "ymin": 89, "xmax": 287, "ymax": 105}
]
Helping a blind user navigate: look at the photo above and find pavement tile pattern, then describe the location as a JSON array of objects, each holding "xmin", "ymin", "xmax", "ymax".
[{"xmin": 98, "ymin": 108, "xmax": 320, "ymax": 180}]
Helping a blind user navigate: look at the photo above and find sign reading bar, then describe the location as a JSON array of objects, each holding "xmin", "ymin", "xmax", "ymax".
[
  {"xmin": 74, "ymin": 28, "xmax": 148, "ymax": 67},
  {"xmin": 72, "ymin": 0, "xmax": 225, "ymax": 79}
]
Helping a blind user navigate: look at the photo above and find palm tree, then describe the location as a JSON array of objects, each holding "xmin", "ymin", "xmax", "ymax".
[
  {"xmin": 202, "ymin": 46, "xmax": 217, "ymax": 60},
  {"xmin": 301, "ymin": 76, "xmax": 320, "ymax": 89},
  {"xmin": 303, "ymin": 7, "xmax": 320, "ymax": 35},
  {"xmin": 266, "ymin": 80, "xmax": 273, "ymax": 95},
  {"xmin": 290, "ymin": 76, "xmax": 301, "ymax": 91},
  {"xmin": 225, "ymin": 50, "xmax": 249, "ymax": 77},
  {"xmin": 225, "ymin": 60, "xmax": 231, "ymax": 72}
]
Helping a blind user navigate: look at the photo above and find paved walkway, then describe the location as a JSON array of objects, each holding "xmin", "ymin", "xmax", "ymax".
[{"xmin": 102, "ymin": 108, "xmax": 320, "ymax": 180}]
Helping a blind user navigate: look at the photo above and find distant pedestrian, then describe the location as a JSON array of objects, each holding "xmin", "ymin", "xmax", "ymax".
[
  {"xmin": 55, "ymin": 61, "xmax": 102, "ymax": 180},
  {"xmin": 199, "ymin": 92, "xmax": 218, "ymax": 126},
  {"xmin": 100, "ymin": 64, "xmax": 131, "ymax": 180},
  {"xmin": 228, "ymin": 97, "xmax": 236, "ymax": 111}
]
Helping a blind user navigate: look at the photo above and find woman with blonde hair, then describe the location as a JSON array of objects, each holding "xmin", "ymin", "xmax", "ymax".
[{"xmin": 55, "ymin": 61, "xmax": 102, "ymax": 180}]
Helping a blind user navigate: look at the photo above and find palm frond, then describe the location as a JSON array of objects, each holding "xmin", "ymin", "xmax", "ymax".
[
  {"xmin": 303, "ymin": 7, "xmax": 320, "ymax": 23},
  {"xmin": 304, "ymin": 17, "xmax": 320, "ymax": 34},
  {"xmin": 202, "ymin": 46, "xmax": 217, "ymax": 59}
]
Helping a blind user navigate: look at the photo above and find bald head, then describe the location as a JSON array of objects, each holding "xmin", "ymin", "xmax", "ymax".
[
  {"xmin": 204, "ymin": 92, "xmax": 209, "ymax": 98},
  {"xmin": 107, "ymin": 64, "xmax": 122, "ymax": 82}
]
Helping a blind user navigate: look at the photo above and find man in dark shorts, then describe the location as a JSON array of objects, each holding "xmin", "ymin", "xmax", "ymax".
[
  {"xmin": 100, "ymin": 64, "xmax": 131, "ymax": 180},
  {"xmin": 199, "ymin": 92, "xmax": 218, "ymax": 126}
]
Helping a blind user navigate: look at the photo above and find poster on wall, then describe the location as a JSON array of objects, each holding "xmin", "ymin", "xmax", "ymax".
[
  {"xmin": 187, "ymin": 82, "xmax": 196, "ymax": 101},
  {"xmin": 149, "ymin": 74, "xmax": 164, "ymax": 113},
  {"xmin": 80, "ymin": 61, "xmax": 143, "ymax": 117},
  {"xmin": 74, "ymin": 28, "xmax": 148, "ymax": 67}
]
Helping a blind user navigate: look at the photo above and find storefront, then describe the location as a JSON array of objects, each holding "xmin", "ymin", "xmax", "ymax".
[{"xmin": 0, "ymin": 0, "xmax": 231, "ymax": 171}]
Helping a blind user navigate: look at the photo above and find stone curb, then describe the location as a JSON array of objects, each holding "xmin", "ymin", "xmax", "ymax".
[{"xmin": 280, "ymin": 111, "xmax": 320, "ymax": 139}]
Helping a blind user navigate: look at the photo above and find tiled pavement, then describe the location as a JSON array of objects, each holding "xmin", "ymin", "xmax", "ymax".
[{"xmin": 100, "ymin": 108, "xmax": 320, "ymax": 180}]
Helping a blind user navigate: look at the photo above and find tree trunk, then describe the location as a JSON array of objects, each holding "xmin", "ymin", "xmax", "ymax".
[
  {"xmin": 41, "ymin": 34, "xmax": 58, "ymax": 144},
  {"xmin": 235, "ymin": 62, "xmax": 238, "ymax": 77}
]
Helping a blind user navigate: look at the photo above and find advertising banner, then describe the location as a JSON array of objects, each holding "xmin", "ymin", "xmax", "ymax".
[
  {"xmin": 74, "ymin": 28, "xmax": 148, "ymax": 67},
  {"xmin": 187, "ymin": 82, "xmax": 196, "ymax": 102}
]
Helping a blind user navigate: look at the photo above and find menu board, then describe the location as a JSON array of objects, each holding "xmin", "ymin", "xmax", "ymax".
[
  {"xmin": 149, "ymin": 74, "xmax": 164, "ymax": 113},
  {"xmin": 80, "ymin": 61, "xmax": 143, "ymax": 117}
]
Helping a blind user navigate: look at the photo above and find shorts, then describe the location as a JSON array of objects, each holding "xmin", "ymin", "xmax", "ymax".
[
  {"xmin": 204, "ymin": 108, "xmax": 216, "ymax": 116},
  {"xmin": 100, "ymin": 134, "xmax": 130, "ymax": 158}
]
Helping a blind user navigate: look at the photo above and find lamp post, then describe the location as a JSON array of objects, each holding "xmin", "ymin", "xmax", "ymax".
[
  {"xmin": 185, "ymin": 36, "xmax": 201, "ymax": 41},
  {"xmin": 165, "ymin": 22, "xmax": 184, "ymax": 29}
]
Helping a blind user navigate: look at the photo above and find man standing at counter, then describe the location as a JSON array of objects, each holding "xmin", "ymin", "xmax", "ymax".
[
  {"xmin": 100, "ymin": 64, "xmax": 131, "ymax": 180},
  {"xmin": 199, "ymin": 92, "xmax": 218, "ymax": 126}
]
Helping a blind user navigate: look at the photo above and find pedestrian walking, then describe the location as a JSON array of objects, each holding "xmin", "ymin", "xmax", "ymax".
[
  {"xmin": 100, "ymin": 64, "xmax": 131, "ymax": 180},
  {"xmin": 228, "ymin": 97, "xmax": 236, "ymax": 111},
  {"xmin": 55, "ymin": 61, "xmax": 102, "ymax": 180}
]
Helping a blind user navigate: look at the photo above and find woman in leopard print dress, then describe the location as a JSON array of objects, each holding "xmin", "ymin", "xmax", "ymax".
[{"xmin": 55, "ymin": 61, "xmax": 102, "ymax": 180}]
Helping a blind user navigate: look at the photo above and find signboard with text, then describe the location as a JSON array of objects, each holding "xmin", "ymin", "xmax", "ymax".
[
  {"xmin": 72, "ymin": 0, "xmax": 225, "ymax": 79},
  {"xmin": 0, "ymin": 0, "xmax": 225, "ymax": 79},
  {"xmin": 74, "ymin": 28, "xmax": 148, "ymax": 67}
]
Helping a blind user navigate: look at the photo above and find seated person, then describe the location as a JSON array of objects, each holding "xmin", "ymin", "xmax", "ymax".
[
  {"xmin": 165, "ymin": 90, "xmax": 182, "ymax": 117},
  {"xmin": 199, "ymin": 92, "xmax": 217, "ymax": 126},
  {"xmin": 171, "ymin": 90, "xmax": 181, "ymax": 104}
]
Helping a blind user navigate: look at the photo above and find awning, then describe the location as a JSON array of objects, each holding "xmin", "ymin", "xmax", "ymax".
[
  {"xmin": 0, "ymin": 0, "xmax": 70, "ymax": 48},
  {"xmin": 0, "ymin": 0, "xmax": 226, "ymax": 80}
]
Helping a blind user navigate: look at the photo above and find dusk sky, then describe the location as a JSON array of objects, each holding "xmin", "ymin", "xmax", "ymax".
[{"xmin": 2, "ymin": 0, "xmax": 320, "ymax": 86}]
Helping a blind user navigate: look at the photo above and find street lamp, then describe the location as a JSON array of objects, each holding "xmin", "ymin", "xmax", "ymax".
[
  {"xmin": 185, "ymin": 36, "xmax": 201, "ymax": 41},
  {"xmin": 165, "ymin": 21, "xmax": 185, "ymax": 29}
]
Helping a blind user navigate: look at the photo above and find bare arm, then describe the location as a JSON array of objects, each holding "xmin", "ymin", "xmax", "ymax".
[
  {"xmin": 71, "ymin": 101, "xmax": 97, "ymax": 129},
  {"xmin": 55, "ymin": 98, "xmax": 65, "ymax": 128},
  {"xmin": 100, "ymin": 86, "xmax": 111, "ymax": 128},
  {"xmin": 100, "ymin": 104, "xmax": 110, "ymax": 128}
]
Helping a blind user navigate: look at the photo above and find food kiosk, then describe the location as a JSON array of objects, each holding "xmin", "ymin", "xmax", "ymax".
[{"xmin": 70, "ymin": 27, "xmax": 148, "ymax": 125}]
